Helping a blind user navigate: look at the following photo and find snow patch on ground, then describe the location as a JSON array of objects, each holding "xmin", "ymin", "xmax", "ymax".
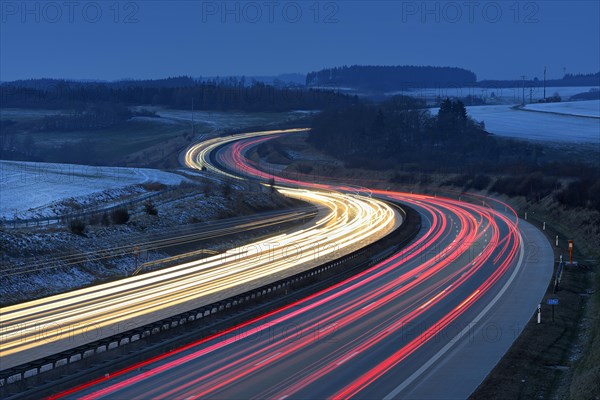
[
  {"xmin": 0, "ymin": 160, "xmax": 187, "ymax": 220},
  {"xmin": 0, "ymin": 187, "xmax": 296, "ymax": 304},
  {"xmin": 0, "ymin": 108, "xmax": 69, "ymax": 121},
  {"xmin": 429, "ymin": 104, "xmax": 600, "ymax": 143},
  {"xmin": 129, "ymin": 116, "xmax": 182, "ymax": 125},
  {"xmin": 523, "ymin": 100, "xmax": 600, "ymax": 118},
  {"xmin": 154, "ymin": 109, "xmax": 302, "ymax": 131}
]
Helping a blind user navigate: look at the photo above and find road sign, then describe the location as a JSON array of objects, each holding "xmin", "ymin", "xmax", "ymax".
[{"xmin": 547, "ymin": 298, "xmax": 558, "ymax": 322}]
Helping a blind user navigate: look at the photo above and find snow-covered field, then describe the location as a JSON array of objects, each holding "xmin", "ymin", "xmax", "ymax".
[
  {"xmin": 129, "ymin": 116, "xmax": 182, "ymax": 125},
  {"xmin": 0, "ymin": 183, "xmax": 298, "ymax": 304},
  {"xmin": 0, "ymin": 108, "xmax": 69, "ymax": 121},
  {"xmin": 0, "ymin": 161, "xmax": 187, "ymax": 220},
  {"xmin": 428, "ymin": 104, "xmax": 600, "ymax": 143},
  {"xmin": 468, "ymin": 105, "xmax": 599, "ymax": 143},
  {"xmin": 155, "ymin": 109, "xmax": 306, "ymax": 130},
  {"xmin": 523, "ymin": 100, "xmax": 600, "ymax": 118},
  {"xmin": 387, "ymin": 86, "xmax": 600, "ymax": 104}
]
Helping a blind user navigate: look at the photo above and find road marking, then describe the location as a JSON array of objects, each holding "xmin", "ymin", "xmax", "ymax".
[
  {"xmin": 455, "ymin": 290, "xmax": 480, "ymax": 311},
  {"xmin": 336, "ymin": 351, "xmax": 359, "ymax": 366},
  {"xmin": 386, "ymin": 320, "xmax": 404, "ymax": 332},
  {"xmin": 419, "ymin": 290, "xmax": 446, "ymax": 310},
  {"xmin": 320, "ymin": 323, "xmax": 338, "ymax": 333},
  {"xmin": 383, "ymin": 232, "xmax": 525, "ymax": 400},
  {"xmin": 254, "ymin": 352, "xmax": 282, "ymax": 366}
]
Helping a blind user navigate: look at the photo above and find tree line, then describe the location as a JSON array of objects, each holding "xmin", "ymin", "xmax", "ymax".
[
  {"xmin": 308, "ymin": 95, "xmax": 498, "ymax": 169},
  {"xmin": 0, "ymin": 78, "xmax": 357, "ymax": 112},
  {"xmin": 308, "ymin": 96, "xmax": 600, "ymax": 211}
]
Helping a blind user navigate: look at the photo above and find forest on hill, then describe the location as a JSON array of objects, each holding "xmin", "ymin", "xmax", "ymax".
[{"xmin": 306, "ymin": 65, "xmax": 478, "ymax": 90}]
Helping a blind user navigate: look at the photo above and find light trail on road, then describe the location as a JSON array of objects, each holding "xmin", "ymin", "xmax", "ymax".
[
  {"xmin": 0, "ymin": 132, "xmax": 398, "ymax": 372},
  {"xmin": 2, "ymin": 207, "xmax": 317, "ymax": 278},
  {"xmin": 42, "ymin": 128, "xmax": 545, "ymax": 400}
]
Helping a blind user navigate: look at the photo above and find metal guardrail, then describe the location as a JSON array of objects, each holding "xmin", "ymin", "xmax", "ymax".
[
  {"xmin": 0, "ymin": 165, "xmax": 262, "ymax": 229},
  {"xmin": 0, "ymin": 189, "xmax": 169, "ymax": 229},
  {"xmin": 553, "ymin": 261, "xmax": 564, "ymax": 293},
  {"xmin": 132, "ymin": 249, "xmax": 219, "ymax": 276},
  {"xmin": 0, "ymin": 202, "xmax": 418, "ymax": 396}
]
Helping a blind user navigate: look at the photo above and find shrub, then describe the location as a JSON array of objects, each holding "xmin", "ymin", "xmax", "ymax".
[
  {"xmin": 419, "ymin": 174, "xmax": 432, "ymax": 186},
  {"xmin": 554, "ymin": 179, "xmax": 594, "ymax": 208},
  {"xmin": 144, "ymin": 201, "xmax": 158, "ymax": 216},
  {"xmin": 222, "ymin": 183, "xmax": 232, "ymax": 198},
  {"xmin": 87, "ymin": 213, "xmax": 101, "ymax": 225},
  {"xmin": 203, "ymin": 183, "xmax": 213, "ymax": 196},
  {"xmin": 111, "ymin": 207, "xmax": 130, "ymax": 224},
  {"xmin": 442, "ymin": 174, "xmax": 472, "ymax": 188},
  {"xmin": 296, "ymin": 163, "xmax": 313, "ymax": 174},
  {"xmin": 345, "ymin": 156, "xmax": 395, "ymax": 171},
  {"xmin": 390, "ymin": 172, "xmax": 415, "ymax": 185},
  {"xmin": 470, "ymin": 175, "xmax": 491, "ymax": 191},
  {"xmin": 141, "ymin": 182, "xmax": 166, "ymax": 191},
  {"xmin": 492, "ymin": 173, "xmax": 559, "ymax": 202},
  {"xmin": 589, "ymin": 180, "xmax": 600, "ymax": 212},
  {"xmin": 69, "ymin": 219, "xmax": 86, "ymax": 235}
]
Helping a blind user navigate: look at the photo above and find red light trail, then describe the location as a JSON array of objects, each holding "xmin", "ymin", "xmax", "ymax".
[{"xmin": 50, "ymin": 129, "xmax": 524, "ymax": 399}]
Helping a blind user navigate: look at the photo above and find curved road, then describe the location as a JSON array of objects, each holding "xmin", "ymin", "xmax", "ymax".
[
  {"xmin": 0, "ymin": 188, "xmax": 397, "ymax": 371},
  {"xmin": 48, "ymin": 129, "xmax": 553, "ymax": 399}
]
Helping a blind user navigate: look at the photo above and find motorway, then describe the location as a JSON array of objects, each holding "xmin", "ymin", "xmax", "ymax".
[
  {"xmin": 0, "ymin": 155, "xmax": 399, "ymax": 371},
  {"xmin": 44, "ymin": 129, "xmax": 554, "ymax": 399}
]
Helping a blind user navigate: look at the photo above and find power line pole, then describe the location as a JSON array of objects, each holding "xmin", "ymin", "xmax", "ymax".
[
  {"xmin": 530, "ymin": 88, "xmax": 533, "ymax": 104},
  {"xmin": 543, "ymin": 66, "xmax": 547, "ymax": 101},
  {"xmin": 521, "ymin": 75, "xmax": 527, "ymax": 105}
]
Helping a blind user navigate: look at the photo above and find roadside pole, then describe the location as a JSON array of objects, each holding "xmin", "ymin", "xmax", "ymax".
[{"xmin": 568, "ymin": 240, "xmax": 574, "ymax": 264}]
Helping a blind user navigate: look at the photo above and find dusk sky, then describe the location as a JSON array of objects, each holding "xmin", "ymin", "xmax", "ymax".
[{"xmin": 1, "ymin": 0, "xmax": 599, "ymax": 81}]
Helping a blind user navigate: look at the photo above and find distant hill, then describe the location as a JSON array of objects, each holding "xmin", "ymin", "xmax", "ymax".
[
  {"xmin": 571, "ymin": 88, "xmax": 600, "ymax": 101},
  {"xmin": 306, "ymin": 65, "xmax": 477, "ymax": 91},
  {"xmin": 306, "ymin": 66, "xmax": 599, "ymax": 93}
]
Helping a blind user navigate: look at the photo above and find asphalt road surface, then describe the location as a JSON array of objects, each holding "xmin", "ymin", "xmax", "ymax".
[
  {"xmin": 47, "ymin": 129, "xmax": 553, "ymax": 399},
  {"xmin": 1, "ymin": 176, "xmax": 399, "ymax": 372}
]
